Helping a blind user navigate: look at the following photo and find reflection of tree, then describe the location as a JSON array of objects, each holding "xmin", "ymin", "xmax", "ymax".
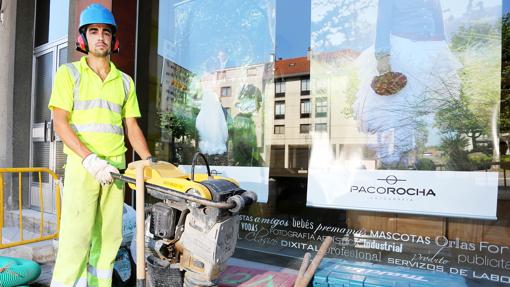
[
  {"xmin": 433, "ymin": 19, "xmax": 501, "ymax": 169},
  {"xmin": 341, "ymin": 62, "xmax": 360, "ymax": 119},
  {"xmin": 448, "ymin": 20, "xmax": 501, "ymax": 165},
  {"xmin": 451, "ymin": 22, "xmax": 497, "ymax": 51},
  {"xmin": 435, "ymin": 97, "xmax": 485, "ymax": 151},
  {"xmin": 501, "ymin": 13, "xmax": 510, "ymax": 156},
  {"xmin": 230, "ymin": 84, "xmax": 263, "ymax": 166},
  {"xmin": 159, "ymin": 99, "xmax": 199, "ymax": 163},
  {"xmin": 439, "ymin": 134, "xmax": 471, "ymax": 171},
  {"xmin": 230, "ymin": 114, "xmax": 261, "ymax": 166},
  {"xmin": 311, "ymin": 0, "xmax": 374, "ymax": 51}
]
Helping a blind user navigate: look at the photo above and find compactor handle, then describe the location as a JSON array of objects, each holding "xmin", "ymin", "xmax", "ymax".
[{"xmin": 190, "ymin": 152, "xmax": 211, "ymax": 181}]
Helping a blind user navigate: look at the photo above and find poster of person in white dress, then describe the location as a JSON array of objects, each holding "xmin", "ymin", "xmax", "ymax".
[
  {"xmin": 307, "ymin": 0, "xmax": 502, "ymax": 218},
  {"xmin": 157, "ymin": 0, "xmax": 275, "ymax": 202}
]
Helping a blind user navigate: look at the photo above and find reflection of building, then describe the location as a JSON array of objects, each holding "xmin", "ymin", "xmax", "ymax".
[
  {"xmin": 183, "ymin": 55, "xmax": 372, "ymax": 170},
  {"xmin": 159, "ymin": 59, "xmax": 194, "ymax": 112},
  {"xmin": 268, "ymin": 56, "xmax": 375, "ymax": 176},
  {"xmin": 269, "ymin": 57, "xmax": 312, "ymax": 174}
]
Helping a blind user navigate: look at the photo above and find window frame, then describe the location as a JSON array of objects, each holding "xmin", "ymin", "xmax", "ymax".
[
  {"xmin": 275, "ymin": 80, "xmax": 286, "ymax": 97},
  {"xmin": 300, "ymin": 99, "xmax": 311, "ymax": 118},
  {"xmin": 274, "ymin": 125, "xmax": 285, "ymax": 134},
  {"xmin": 315, "ymin": 97, "xmax": 328, "ymax": 117},
  {"xmin": 300, "ymin": 124, "xmax": 311, "ymax": 134},
  {"xmin": 315, "ymin": 123, "xmax": 327, "ymax": 133},
  {"xmin": 301, "ymin": 77, "xmax": 310, "ymax": 95},
  {"xmin": 220, "ymin": 86, "xmax": 232, "ymax": 97},
  {"xmin": 275, "ymin": 100, "xmax": 285, "ymax": 119}
]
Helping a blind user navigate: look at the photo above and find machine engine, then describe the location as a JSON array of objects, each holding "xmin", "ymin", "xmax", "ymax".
[{"xmin": 139, "ymin": 154, "xmax": 256, "ymax": 287}]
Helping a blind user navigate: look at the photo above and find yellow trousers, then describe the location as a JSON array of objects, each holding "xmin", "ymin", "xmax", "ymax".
[{"xmin": 51, "ymin": 154, "xmax": 125, "ymax": 287}]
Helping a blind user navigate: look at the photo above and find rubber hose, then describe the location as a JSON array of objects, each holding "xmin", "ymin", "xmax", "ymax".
[{"xmin": 0, "ymin": 256, "xmax": 41, "ymax": 287}]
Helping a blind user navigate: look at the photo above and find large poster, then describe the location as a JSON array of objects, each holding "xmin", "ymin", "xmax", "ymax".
[
  {"xmin": 157, "ymin": 0, "xmax": 275, "ymax": 202},
  {"xmin": 307, "ymin": 0, "xmax": 501, "ymax": 218}
]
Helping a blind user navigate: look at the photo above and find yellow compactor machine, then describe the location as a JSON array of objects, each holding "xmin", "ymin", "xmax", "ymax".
[{"xmin": 113, "ymin": 152, "xmax": 257, "ymax": 287}]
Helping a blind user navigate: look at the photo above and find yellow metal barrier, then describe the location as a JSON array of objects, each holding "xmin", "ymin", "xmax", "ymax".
[{"xmin": 0, "ymin": 168, "xmax": 61, "ymax": 249}]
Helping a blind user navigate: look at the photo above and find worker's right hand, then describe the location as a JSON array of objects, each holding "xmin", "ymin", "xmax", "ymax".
[
  {"xmin": 82, "ymin": 153, "xmax": 119, "ymax": 185},
  {"xmin": 96, "ymin": 164, "xmax": 119, "ymax": 185}
]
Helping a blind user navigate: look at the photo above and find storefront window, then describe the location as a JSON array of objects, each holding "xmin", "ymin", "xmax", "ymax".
[
  {"xmin": 146, "ymin": 0, "xmax": 510, "ymax": 285},
  {"xmin": 152, "ymin": 0, "xmax": 274, "ymax": 196}
]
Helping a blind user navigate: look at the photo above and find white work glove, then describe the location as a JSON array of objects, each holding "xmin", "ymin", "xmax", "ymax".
[
  {"xmin": 82, "ymin": 154, "xmax": 119, "ymax": 185},
  {"xmin": 96, "ymin": 164, "xmax": 119, "ymax": 185}
]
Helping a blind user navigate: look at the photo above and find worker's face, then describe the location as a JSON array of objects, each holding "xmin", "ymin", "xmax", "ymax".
[{"xmin": 86, "ymin": 24, "xmax": 113, "ymax": 57}]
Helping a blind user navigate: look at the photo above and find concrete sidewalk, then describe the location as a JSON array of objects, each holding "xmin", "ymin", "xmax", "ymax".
[{"xmin": 31, "ymin": 257, "xmax": 298, "ymax": 286}]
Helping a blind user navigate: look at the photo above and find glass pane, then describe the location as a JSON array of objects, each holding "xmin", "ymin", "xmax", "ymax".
[
  {"xmin": 269, "ymin": 146, "xmax": 285, "ymax": 168},
  {"xmin": 48, "ymin": 0, "xmax": 69, "ymax": 42},
  {"xmin": 154, "ymin": 1, "xmax": 276, "ymax": 263},
  {"xmin": 156, "ymin": 0, "xmax": 275, "ymax": 172},
  {"xmin": 305, "ymin": 1, "xmax": 507, "ymax": 286},
  {"xmin": 58, "ymin": 46, "xmax": 68, "ymax": 67},
  {"xmin": 289, "ymin": 146, "xmax": 309, "ymax": 168},
  {"xmin": 34, "ymin": 52, "xmax": 53, "ymax": 123},
  {"xmin": 35, "ymin": 0, "xmax": 70, "ymax": 46},
  {"xmin": 55, "ymin": 142, "xmax": 66, "ymax": 179},
  {"xmin": 146, "ymin": 2, "xmax": 510, "ymax": 286},
  {"xmin": 32, "ymin": 142, "xmax": 50, "ymax": 183}
]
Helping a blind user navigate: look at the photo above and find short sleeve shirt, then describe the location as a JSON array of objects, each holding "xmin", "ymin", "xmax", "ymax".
[{"xmin": 48, "ymin": 56, "xmax": 141, "ymax": 157}]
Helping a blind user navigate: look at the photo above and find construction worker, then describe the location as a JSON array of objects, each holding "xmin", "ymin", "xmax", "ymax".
[{"xmin": 48, "ymin": 3, "xmax": 151, "ymax": 287}]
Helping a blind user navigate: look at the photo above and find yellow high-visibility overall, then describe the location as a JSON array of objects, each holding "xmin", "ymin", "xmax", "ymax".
[{"xmin": 48, "ymin": 56, "xmax": 140, "ymax": 287}]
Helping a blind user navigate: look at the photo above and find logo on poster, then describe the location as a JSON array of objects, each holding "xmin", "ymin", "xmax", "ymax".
[
  {"xmin": 351, "ymin": 175, "xmax": 436, "ymax": 197},
  {"xmin": 378, "ymin": 175, "xmax": 406, "ymax": 185}
]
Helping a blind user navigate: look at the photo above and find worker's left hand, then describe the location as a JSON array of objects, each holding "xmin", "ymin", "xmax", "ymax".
[
  {"xmin": 96, "ymin": 164, "xmax": 119, "ymax": 185},
  {"xmin": 145, "ymin": 156, "xmax": 158, "ymax": 165}
]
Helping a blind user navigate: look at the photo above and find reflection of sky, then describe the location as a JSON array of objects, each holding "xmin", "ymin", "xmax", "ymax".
[
  {"xmin": 48, "ymin": 0, "xmax": 69, "ymax": 42},
  {"xmin": 160, "ymin": 0, "xmax": 306, "ymax": 60},
  {"xmin": 311, "ymin": 0, "xmax": 377, "ymax": 52},
  {"xmin": 311, "ymin": 0, "xmax": 502, "ymax": 53},
  {"xmin": 276, "ymin": 0, "xmax": 311, "ymax": 59},
  {"xmin": 158, "ymin": 0, "xmax": 275, "ymax": 74}
]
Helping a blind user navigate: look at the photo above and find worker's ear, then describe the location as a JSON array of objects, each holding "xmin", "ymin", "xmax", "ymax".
[
  {"xmin": 76, "ymin": 32, "xmax": 89, "ymax": 54},
  {"xmin": 111, "ymin": 35, "xmax": 120, "ymax": 54}
]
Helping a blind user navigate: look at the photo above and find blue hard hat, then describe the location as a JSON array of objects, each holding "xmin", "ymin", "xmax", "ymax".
[{"xmin": 79, "ymin": 3, "xmax": 117, "ymax": 33}]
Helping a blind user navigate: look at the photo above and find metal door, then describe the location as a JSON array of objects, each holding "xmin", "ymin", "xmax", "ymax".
[{"xmin": 30, "ymin": 38, "xmax": 68, "ymax": 213}]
